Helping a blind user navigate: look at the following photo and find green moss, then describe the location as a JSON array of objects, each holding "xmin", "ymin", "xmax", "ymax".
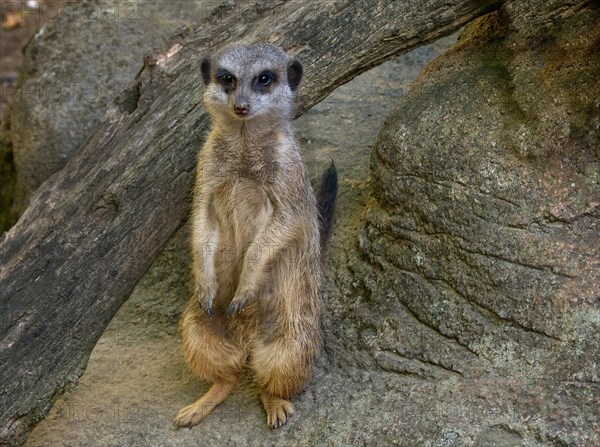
[{"xmin": 480, "ymin": 47, "xmax": 528, "ymax": 125}]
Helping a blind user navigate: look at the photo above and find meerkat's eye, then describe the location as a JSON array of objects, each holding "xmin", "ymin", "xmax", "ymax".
[
  {"xmin": 217, "ymin": 70, "xmax": 235, "ymax": 85},
  {"xmin": 257, "ymin": 71, "xmax": 275, "ymax": 87}
]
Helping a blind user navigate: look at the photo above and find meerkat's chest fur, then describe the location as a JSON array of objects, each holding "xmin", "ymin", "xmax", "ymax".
[
  {"xmin": 205, "ymin": 129, "xmax": 294, "ymax": 245},
  {"xmin": 211, "ymin": 130, "xmax": 282, "ymax": 187},
  {"xmin": 213, "ymin": 180, "xmax": 273, "ymax": 256}
]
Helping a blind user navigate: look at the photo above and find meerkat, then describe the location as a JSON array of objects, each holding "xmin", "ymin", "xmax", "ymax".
[{"xmin": 175, "ymin": 43, "xmax": 338, "ymax": 429}]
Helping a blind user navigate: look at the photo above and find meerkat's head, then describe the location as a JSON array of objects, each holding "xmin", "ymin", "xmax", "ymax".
[{"xmin": 200, "ymin": 44, "xmax": 303, "ymax": 123}]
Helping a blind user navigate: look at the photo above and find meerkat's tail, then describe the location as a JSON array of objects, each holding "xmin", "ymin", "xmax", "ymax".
[{"xmin": 317, "ymin": 160, "xmax": 338, "ymax": 252}]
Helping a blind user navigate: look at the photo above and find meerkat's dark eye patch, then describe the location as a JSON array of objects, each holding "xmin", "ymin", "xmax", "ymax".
[
  {"xmin": 217, "ymin": 70, "xmax": 235, "ymax": 85},
  {"xmin": 253, "ymin": 71, "xmax": 277, "ymax": 93},
  {"xmin": 216, "ymin": 69, "xmax": 236, "ymax": 93},
  {"xmin": 258, "ymin": 71, "xmax": 276, "ymax": 86}
]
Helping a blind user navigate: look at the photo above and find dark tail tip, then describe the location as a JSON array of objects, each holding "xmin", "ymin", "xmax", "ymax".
[{"xmin": 317, "ymin": 159, "xmax": 338, "ymax": 252}]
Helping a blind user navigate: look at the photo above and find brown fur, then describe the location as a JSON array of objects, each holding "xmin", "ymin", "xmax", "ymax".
[{"xmin": 175, "ymin": 44, "xmax": 324, "ymax": 429}]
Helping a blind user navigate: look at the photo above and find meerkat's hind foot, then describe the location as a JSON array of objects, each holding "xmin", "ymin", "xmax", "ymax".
[
  {"xmin": 260, "ymin": 393, "xmax": 295, "ymax": 429},
  {"xmin": 174, "ymin": 381, "xmax": 236, "ymax": 428},
  {"xmin": 174, "ymin": 401, "xmax": 211, "ymax": 428}
]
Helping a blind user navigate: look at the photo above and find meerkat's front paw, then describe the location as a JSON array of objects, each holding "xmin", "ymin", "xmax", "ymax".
[
  {"xmin": 196, "ymin": 283, "xmax": 217, "ymax": 316},
  {"xmin": 227, "ymin": 288, "xmax": 256, "ymax": 315}
]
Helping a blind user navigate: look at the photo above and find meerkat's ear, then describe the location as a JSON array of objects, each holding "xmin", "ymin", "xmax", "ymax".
[
  {"xmin": 200, "ymin": 57, "xmax": 211, "ymax": 86},
  {"xmin": 287, "ymin": 58, "xmax": 303, "ymax": 92}
]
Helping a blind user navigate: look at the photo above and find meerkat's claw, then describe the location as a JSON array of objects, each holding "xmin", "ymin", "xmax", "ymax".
[
  {"xmin": 227, "ymin": 296, "xmax": 246, "ymax": 315},
  {"xmin": 262, "ymin": 397, "xmax": 294, "ymax": 429},
  {"xmin": 197, "ymin": 286, "xmax": 216, "ymax": 316},
  {"xmin": 227, "ymin": 289, "xmax": 254, "ymax": 315}
]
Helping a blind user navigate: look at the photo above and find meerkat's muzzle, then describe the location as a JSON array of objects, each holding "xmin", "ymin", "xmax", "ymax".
[{"xmin": 234, "ymin": 104, "xmax": 249, "ymax": 116}]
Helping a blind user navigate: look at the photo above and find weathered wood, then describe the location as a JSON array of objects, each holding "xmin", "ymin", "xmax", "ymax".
[{"xmin": 0, "ymin": 0, "xmax": 503, "ymax": 444}]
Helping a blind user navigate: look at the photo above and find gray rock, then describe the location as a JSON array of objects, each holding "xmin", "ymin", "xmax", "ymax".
[{"xmin": 358, "ymin": 3, "xmax": 599, "ymax": 446}]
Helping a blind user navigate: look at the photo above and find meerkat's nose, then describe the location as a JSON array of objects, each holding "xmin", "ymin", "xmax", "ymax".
[{"xmin": 234, "ymin": 104, "xmax": 249, "ymax": 115}]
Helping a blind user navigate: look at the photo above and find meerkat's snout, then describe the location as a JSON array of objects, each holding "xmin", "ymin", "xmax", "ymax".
[
  {"xmin": 232, "ymin": 86, "xmax": 252, "ymax": 117},
  {"xmin": 233, "ymin": 103, "xmax": 249, "ymax": 116}
]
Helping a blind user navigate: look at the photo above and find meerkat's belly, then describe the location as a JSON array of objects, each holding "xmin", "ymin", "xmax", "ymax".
[
  {"xmin": 211, "ymin": 180, "xmax": 272, "ymax": 287},
  {"xmin": 214, "ymin": 179, "xmax": 272, "ymax": 245},
  {"xmin": 208, "ymin": 179, "xmax": 274, "ymax": 323}
]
